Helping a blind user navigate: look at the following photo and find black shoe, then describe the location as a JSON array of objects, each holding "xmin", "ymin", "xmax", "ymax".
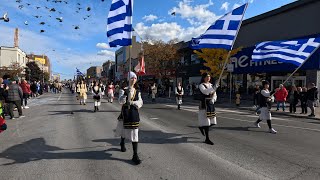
[
  {"xmin": 97, "ymin": 107, "xmax": 99, "ymax": 111},
  {"xmin": 198, "ymin": 127, "xmax": 205, "ymax": 136},
  {"xmin": 120, "ymin": 143, "xmax": 126, "ymax": 152},
  {"xmin": 308, "ymin": 114, "xmax": 315, "ymax": 117},
  {"xmin": 204, "ymin": 139, "xmax": 214, "ymax": 145},
  {"xmin": 132, "ymin": 154, "xmax": 141, "ymax": 165}
]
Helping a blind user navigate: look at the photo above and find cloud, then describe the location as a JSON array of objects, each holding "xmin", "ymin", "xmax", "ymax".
[
  {"xmin": 135, "ymin": 22, "xmax": 208, "ymax": 42},
  {"xmin": 220, "ymin": 2, "xmax": 230, "ymax": 11},
  {"xmin": 232, "ymin": 3, "xmax": 241, "ymax": 9},
  {"xmin": 169, "ymin": 0, "xmax": 219, "ymax": 26},
  {"xmin": 143, "ymin": 14, "xmax": 158, "ymax": 22},
  {"xmin": 97, "ymin": 50, "xmax": 115, "ymax": 57},
  {"xmin": 96, "ymin": 43, "xmax": 110, "ymax": 49}
]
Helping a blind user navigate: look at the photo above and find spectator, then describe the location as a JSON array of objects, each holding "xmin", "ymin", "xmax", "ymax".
[
  {"xmin": 30, "ymin": 81, "xmax": 37, "ymax": 97},
  {"xmin": 0, "ymin": 78, "xmax": 8, "ymax": 119},
  {"xmin": 307, "ymin": 83, "xmax": 318, "ymax": 117},
  {"xmin": 253, "ymin": 85, "xmax": 260, "ymax": 107},
  {"xmin": 288, "ymin": 86, "xmax": 299, "ymax": 113},
  {"xmin": 20, "ymin": 79, "xmax": 31, "ymax": 109},
  {"xmin": 299, "ymin": 87, "xmax": 308, "ymax": 114},
  {"xmin": 7, "ymin": 80, "xmax": 24, "ymax": 119},
  {"xmin": 274, "ymin": 84, "xmax": 288, "ymax": 112}
]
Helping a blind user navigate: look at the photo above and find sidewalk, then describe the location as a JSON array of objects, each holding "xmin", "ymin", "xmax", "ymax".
[{"xmin": 144, "ymin": 93, "xmax": 320, "ymax": 121}]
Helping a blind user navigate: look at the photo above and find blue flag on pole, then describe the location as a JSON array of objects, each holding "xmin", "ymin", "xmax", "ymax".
[
  {"xmin": 190, "ymin": 3, "xmax": 247, "ymax": 50},
  {"xmin": 252, "ymin": 36, "xmax": 320, "ymax": 66},
  {"xmin": 76, "ymin": 68, "xmax": 84, "ymax": 76},
  {"xmin": 107, "ymin": 0, "xmax": 133, "ymax": 47}
]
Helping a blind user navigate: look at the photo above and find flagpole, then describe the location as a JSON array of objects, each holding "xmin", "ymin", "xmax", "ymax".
[
  {"xmin": 281, "ymin": 45, "xmax": 320, "ymax": 87},
  {"xmin": 216, "ymin": 3, "xmax": 249, "ymax": 85}
]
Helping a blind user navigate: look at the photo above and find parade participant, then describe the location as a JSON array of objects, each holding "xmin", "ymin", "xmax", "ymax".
[
  {"xmin": 115, "ymin": 72, "xmax": 143, "ymax": 165},
  {"xmin": 198, "ymin": 73, "xmax": 218, "ymax": 145},
  {"xmin": 175, "ymin": 82, "xmax": 184, "ymax": 110},
  {"xmin": 151, "ymin": 83, "xmax": 157, "ymax": 102},
  {"xmin": 79, "ymin": 80, "xmax": 87, "ymax": 105},
  {"xmin": 76, "ymin": 81, "xmax": 81, "ymax": 100},
  {"xmin": 107, "ymin": 82, "xmax": 115, "ymax": 103},
  {"xmin": 254, "ymin": 80, "xmax": 277, "ymax": 134},
  {"xmin": 99, "ymin": 81, "xmax": 105, "ymax": 99},
  {"xmin": 92, "ymin": 81, "xmax": 102, "ymax": 112}
]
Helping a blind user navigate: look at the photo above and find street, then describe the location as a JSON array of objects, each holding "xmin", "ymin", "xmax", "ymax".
[{"xmin": 0, "ymin": 90, "xmax": 319, "ymax": 180}]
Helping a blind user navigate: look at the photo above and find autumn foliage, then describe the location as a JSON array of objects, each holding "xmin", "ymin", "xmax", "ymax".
[
  {"xmin": 143, "ymin": 39, "xmax": 179, "ymax": 78},
  {"xmin": 194, "ymin": 48, "xmax": 242, "ymax": 78}
]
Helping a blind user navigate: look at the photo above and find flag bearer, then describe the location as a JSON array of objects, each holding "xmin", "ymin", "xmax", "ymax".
[
  {"xmin": 198, "ymin": 73, "xmax": 219, "ymax": 145},
  {"xmin": 115, "ymin": 72, "xmax": 143, "ymax": 165},
  {"xmin": 92, "ymin": 81, "xmax": 102, "ymax": 112},
  {"xmin": 175, "ymin": 82, "xmax": 184, "ymax": 110},
  {"xmin": 254, "ymin": 80, "xmax": 277, "ymax": 134}
]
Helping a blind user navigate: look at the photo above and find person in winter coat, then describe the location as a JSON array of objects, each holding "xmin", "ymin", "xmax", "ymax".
[
  {"xmin": 299, "ymin": 87, "xmax": 308, "ymax": 114},
  {"xmin": 30, "ymin": 81, "xmax": 37, "ymax": 97},
  {"xmin": 20, "ymin": 79, "xmax": 31, "ymax": 109},
  {"xmin": 274, "ymin": 84, "xmax": 288, "ymax": 111},
  {"xmin": 288, "ymin": 86, "xmax": 299, "ymax": 113},
  {"xmin": 8, "ymin": 80, "xmax": 24, "ymax": 119},
  {"xmin": 306, "ymin": 83, "xmax": 318, "ymax": 117},
  {"xmin": 0, "ymin": 78, "xmax": 8, "ymax": 119}
]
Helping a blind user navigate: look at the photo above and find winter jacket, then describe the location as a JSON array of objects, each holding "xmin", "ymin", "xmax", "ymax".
[
  {"xmin": 275, "ymin": 87, "xmax": 288, "ymax": 102},
  {"xmin": 299, "ymin": 92, "xmax": 308, "ymax": 103},
  {"xmin": 31, "ymin": 84, "xmax": 37, "ymax": 93},
  {"xmin": 7, "ymin": 84, "xmax": 23, "ymax": 102},
  {"xmin": 20, "ymin": 82, "xmax": 31, "ymax": 94},
  {"xmin": 288, "ymin": 90, "xmax": 299, "ymax": 104},
  {"xmin": 307, "ymin": 87, "xmax": 318, "ymax": 101}
]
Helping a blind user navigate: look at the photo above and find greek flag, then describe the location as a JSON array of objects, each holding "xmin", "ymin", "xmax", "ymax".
[
  {"xmin": 76, "ymin": 68, "xmax": 84, "ymax": 76},
  {"xmin": 107, "ymin": 0, "xmax": 133, "ymax": 47},
  {"xmin": 252, "ymin": 36, "xmax": 320, "ymax": 66},
  {"xmin": 191, "ymin": 3, "xmax": 247, "ymax": 50}
]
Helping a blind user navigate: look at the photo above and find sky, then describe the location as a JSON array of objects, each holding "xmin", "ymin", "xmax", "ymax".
[{"xmin": 0, "ymin": 0, "xmax": 296, "ymax": 79}]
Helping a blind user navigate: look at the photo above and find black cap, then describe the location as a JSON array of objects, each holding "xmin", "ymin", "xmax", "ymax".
[{"xmin": 262, "ymin": 80, "xmax": 270, "ymax": 86}]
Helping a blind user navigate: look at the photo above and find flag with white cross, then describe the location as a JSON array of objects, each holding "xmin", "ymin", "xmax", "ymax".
[{"xmin": 191, "ymin": 3, "xmax": 247, "ymax": 50}]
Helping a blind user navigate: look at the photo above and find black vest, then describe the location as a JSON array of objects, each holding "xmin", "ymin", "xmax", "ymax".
[
  {"xmin": 259, "ymin": 90, "xmax": 271, "ymax": 108},
  {"xmin": 200, "ymin": 83, "xmax": 212, "ymax": 109},
  {"xmin": 176, "ymin": 86, "xmax": 183, "ymax": 97},
  {"xmin": 122, "ymin": 89, "xmax": 141, "ymax": 129}
]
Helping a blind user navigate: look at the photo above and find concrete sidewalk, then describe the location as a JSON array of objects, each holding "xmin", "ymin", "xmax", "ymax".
[{"xmin": 144, "ymin": 93, "xmax": 320, "ymax": 121}]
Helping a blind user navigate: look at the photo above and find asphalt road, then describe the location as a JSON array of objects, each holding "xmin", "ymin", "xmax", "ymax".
[{"xmin": 0, "ymin": 89, "xmax": 319, "ymax": 180}]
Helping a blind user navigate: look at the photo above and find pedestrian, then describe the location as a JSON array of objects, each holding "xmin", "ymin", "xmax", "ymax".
[
  {"xmin": 253, "ymin": 85, "xmax": 260, "ymax": 108},
  {"xmin": 151, "ymin": 83, "xmax": 157, "ymax": 102},
  {"xmin": 306, "ymin": 83, "xmax": 318, "ymax": 117},
  {"xmin": 288, "ymin": 86, "xmax": 299, "ymax": 113},
  {"xmin": 254, "ymin": 80, "xmax": 277, "ymax": 134},
  {"xmin": 107, "ymin": 82, "xmax": 115, "ymax": 103},
  {"xmin": 236, "ymin": 91, "xmax": 241, "ymax": 107},
  {"xmin": 7, "ymin": 79, "xmax": 25, "ymax": 119},
  {"xmin": 79, "ymin": 80, "xmax": 87, "ymax": 105},
  {"xmin": 175, "ymin": 82, "xmax": 184, "ymax": 110},
  {"xmin": 198, "ymin": 73, "xmax": 218, "ymax": 145},
  {"xmin": 92, "ymin": 81, "xmax": 102, "ymax": 112},
  {"xmin": 30, "ymin": 81, "xmax": 37, "ymax": 98},
  {"xmin": 20, "ymin": 79, "xmax": 31, "ymax": 109},
  {"xmin": 299, "ymin": 87, "xmax": 308, "ymax": 114},
  {"xmin": 275, "ymin": 84, "xmax": 288, "ymax": 111},
  {"xmin": 115, "ymin": 72, "xmax": 143, "ymax": 165}
]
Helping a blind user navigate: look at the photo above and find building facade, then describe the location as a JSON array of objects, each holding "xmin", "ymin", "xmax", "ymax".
[
  {"xmin": 102, "ymin": 60, "xmax": 115, "ymax": 81},
  {"xmin": 115, "ymin": 36, "xmax": 141, "ymax": 81},
  {"xmin": 27, "ymin": 54, "xmax": 51, "ymax": 76},
  {"xmin": 87, "ymin": 66, "xmax": 103, "ymax": 79},
  {"xmin": 0, "ymin": 46, "xmax": 27, "ymax": 68}
]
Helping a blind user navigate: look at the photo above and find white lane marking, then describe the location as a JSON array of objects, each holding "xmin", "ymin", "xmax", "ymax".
[
  {"xmin": 150, "ymin": 118, "xmax": 159, "ymax": 120},
  {"xmin": 222, "ymin": 116, "xmax": 320, "ymax": 133},
  {"xmin": 164, "ymin": 105, "xmax": 320, "ymax": 133}
]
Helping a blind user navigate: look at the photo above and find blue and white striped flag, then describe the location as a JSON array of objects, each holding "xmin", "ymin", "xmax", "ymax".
[
  {"xmin": 252, "ymin": 36, "xmax": 320, "ymax": 66},
  {"xmin": 107, "ymin": 0, "xmax": 133, "ymax": 47},
  {"xmin": 76, "ymin": 68, "xmax": 84, "ymax": 76},
  {"xmin": 191, "ymin": 3, "xmax": 247, "ymax": 50}
]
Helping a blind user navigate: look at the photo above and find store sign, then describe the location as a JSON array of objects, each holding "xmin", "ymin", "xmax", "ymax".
[
  {"xmin": 229, "ymin": 46, "xmax": 320, "ymax": 74},
  {"xmin": 35, "ymin": 57, "xmax": 46, "ymax": 65}
]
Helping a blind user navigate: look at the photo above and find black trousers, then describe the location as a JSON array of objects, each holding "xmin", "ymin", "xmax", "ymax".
[
  {"xmin": 21, "ymin": 93, "xmax": 29, "ymax": 106},
  {"xmin": 9, "ymin": 101, "xmax": 23, "ymax": 118},
  {"xmin": 289, "ymin": 103, "xmax": 296, "ymax": 113},
  {"xmin": 301, "ymin": 102, "xmax": 308, "ymax": 113}
]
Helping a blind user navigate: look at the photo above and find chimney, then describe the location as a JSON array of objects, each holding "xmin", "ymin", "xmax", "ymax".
[{"xmin": 14, "ymin": 28, "xmax": 19, "ymax": 48}]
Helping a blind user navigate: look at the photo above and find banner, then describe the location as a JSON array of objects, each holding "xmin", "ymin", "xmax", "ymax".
[{"xmin": 35, "ymin": 57, "xmax": 46, "ymax": 65}]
